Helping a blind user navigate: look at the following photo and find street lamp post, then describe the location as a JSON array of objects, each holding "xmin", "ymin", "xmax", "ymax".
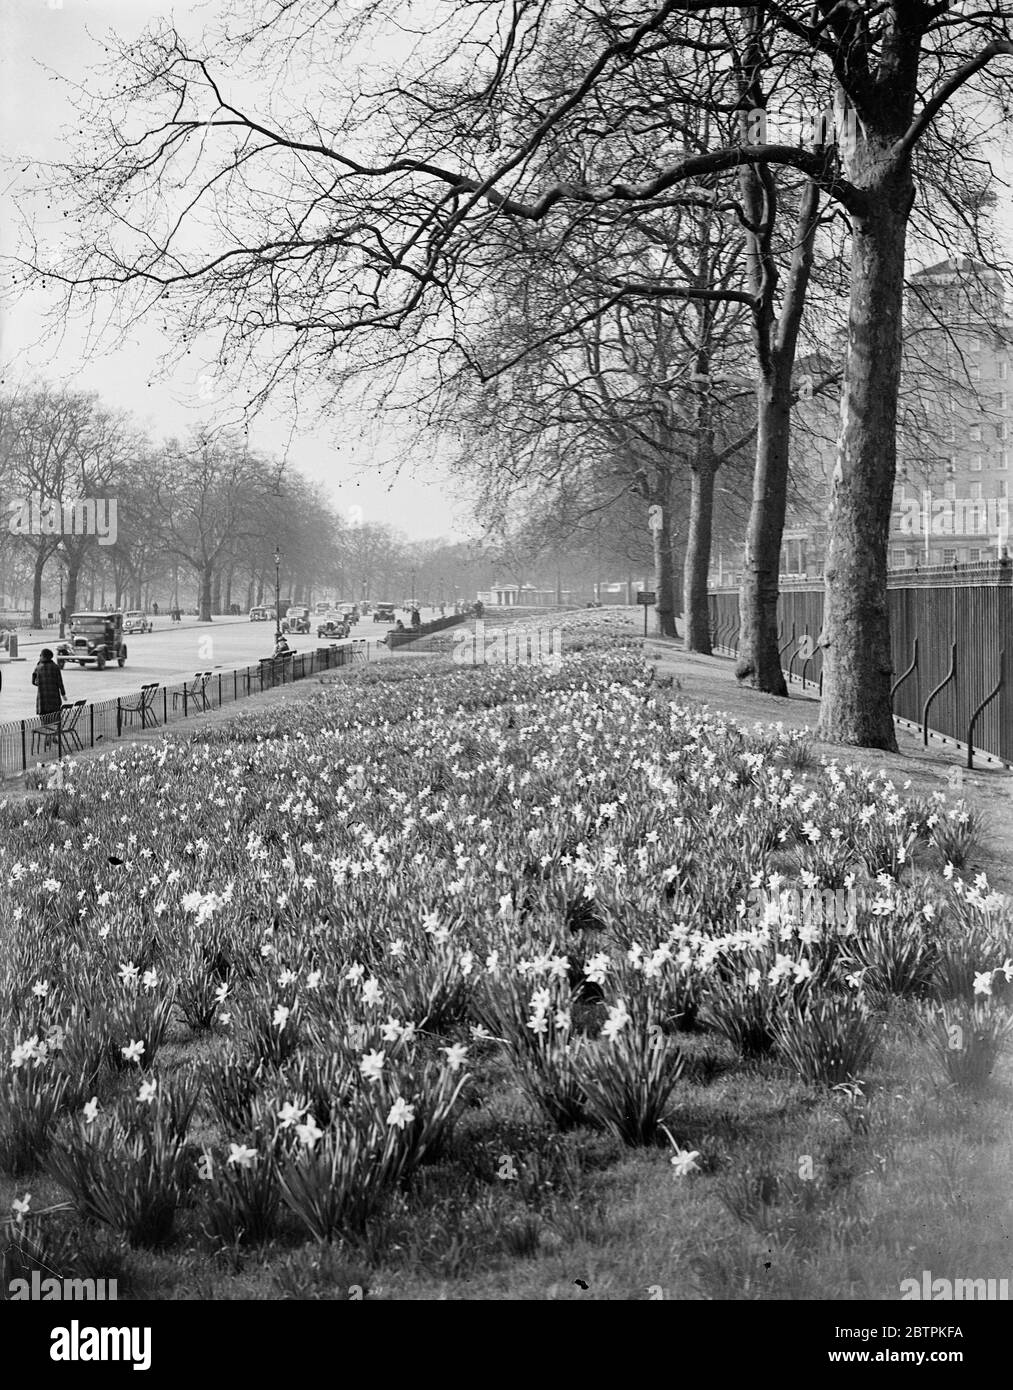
[
  {"xmin": 59, "ymin": 569, "xmax": 65, "ymax": 639},
  {"xmin": 274, "ymin": 547, "xmax": 282, "ymax": 641}
]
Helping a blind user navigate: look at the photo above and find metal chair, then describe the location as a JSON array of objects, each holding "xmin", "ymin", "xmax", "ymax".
[
  {"xmin": 120, "ymin": 683, "xmax": 161, "ymax": 729},
  {"xmin": 172, "ymin": 671, "xmax": 212, "ymax": 714},
  {"xmin": 31, "ymin": 700, "xmax": 86, "ymax": 755}
]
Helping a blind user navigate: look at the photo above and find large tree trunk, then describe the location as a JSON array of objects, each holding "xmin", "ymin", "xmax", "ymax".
[
  {"xmin": 652, "ymin": 499, "xmax": 677, "ymax": 637},
  {"xmin": 31, "ymin": 548, "xmax": 47, "ymax": 627},
  {"xmin": 684, "ymin": 462, "xmax": 716, "ymax": 653},
  {"xmin": 670, "ymin": 533, "xmax": 684, "ymax": 620},
  {"xmin": 736, "ymin": 366, "xmax": 792, "ymax": 694},
  {"xmin": 198, "ymin": 560, "xmax": 214, "ymax": 622},
  {"xmin": 817, "ymin": 160, "xmax": 910, "ymax": 751},
  {"xmin": 64, "ymin": 555, "xmax": 82, "ymax": 618}
]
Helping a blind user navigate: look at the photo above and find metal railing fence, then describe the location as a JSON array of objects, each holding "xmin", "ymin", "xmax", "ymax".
[
  {"xmin": 708, "ymin": 572, "xmax": 1013, "ymax": 766},
  {"xmin": 0, "ymin": 641, "xmax": 370, "ymax": 780}
]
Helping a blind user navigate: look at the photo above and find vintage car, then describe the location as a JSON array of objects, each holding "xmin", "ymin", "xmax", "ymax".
[
  {"xmin": 372, "ymin": 602, "xmax": 396, "ymax": 623},
  {"xmin": 282, "ymin": 605, "xmax": 311, "ymax": 634},
  {"xmin": 122, "ymin": 610, "xmax": 152, "ymax": 634},
  {"xmin": 317, "ymin": 617, "xmax": 350, "ymax": 640},
  {"xmin": 249, "ymin": 606, "xmax": 270, "ymax": 621},
  {"xmin": 57, "ymin": 612, "xmax": 127, "ymax": 670},
  {"xmin": 338, "ymin": 602, "xmax": 360, "ymax": 623}
]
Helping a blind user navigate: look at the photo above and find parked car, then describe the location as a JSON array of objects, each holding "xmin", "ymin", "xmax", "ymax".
[
  {"xmin": 282, "ymin": 605, "xmax": 311, "ymax": 634},
  {"xmin": 122, "ymin": 610, "xmax": 152, "ymax": 634},
  {"xmin": 317, "ymin": 618, "xmax": 349, "ymax": 640},
  {"xmin": 373, "ymin": 602, "xmax": 396, "ymax": 623},
  {"xmin": 249, "ymin": 606, "xmax": 269, "ymax": 621},
  {"xmin": 57, "ymin": 612, "xmax": 127, "ymax": 670}
]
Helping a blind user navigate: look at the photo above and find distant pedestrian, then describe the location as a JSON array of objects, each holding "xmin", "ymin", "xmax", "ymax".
[
  {"xmin": 410, "ymin": 608, "xmax": 421, "ymax": 629},
  {"xmin": 152, "ymin": 602, "xmax": 159, "ymax": 616},
  {"xmin": 32, "ymin": 648, "xmax": 66, "ymax": 725}
]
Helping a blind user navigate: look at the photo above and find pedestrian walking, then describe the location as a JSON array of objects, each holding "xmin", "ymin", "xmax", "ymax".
[{"xmin": 32, "ymin": 648, "xmax": 66, "ymax": 725}]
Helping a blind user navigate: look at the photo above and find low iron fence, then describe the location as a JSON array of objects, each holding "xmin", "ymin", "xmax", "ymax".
[
  {"xmin": 708, "ymin": 571, "xmax": 1013, "ymax": 766},
  {"xmin": 0, "ymin": 641, "xmax": 370, "ymax": 781}
]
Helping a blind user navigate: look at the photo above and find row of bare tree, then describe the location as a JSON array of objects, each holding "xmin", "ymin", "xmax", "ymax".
[
  {"xmin": 0, "ymin": 384, "xmax": 498, "ymax": 622},
  {"xmin": 12, "ymin": 0, "xmax": 1013, "ymax": 746}
]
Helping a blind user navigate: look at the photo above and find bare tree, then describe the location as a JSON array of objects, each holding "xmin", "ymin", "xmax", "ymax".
[{"xmin": 14, "ymin": 1, "xmax": 1013, "ymax": 745}]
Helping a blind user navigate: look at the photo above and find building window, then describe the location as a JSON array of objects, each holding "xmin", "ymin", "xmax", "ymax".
[
  {"xmin": 943, "ymin": 549, "xmax": 957, "ymax": 565},
  {"xmin": 969, "ymin": 549, "xmax": 982, "ymax": 564},
  {"xmin": 969, "ymin": 481, "xmax": 983, "ymax": 500},
  {"xmin": 891, "ymin": 549, "xmax": 907, "ymax": 569},
  {"xmin": 970, "ymin": 424, "xmax": 982, "ymax": 441},
  {"xmin": 1000, "ymin": 360, "xmax": 1009, "ymax": 381},
  {"xmin": 969, "ymin": 363, "xmax": 981, "ymax": 381},
  {"xmin": 1000, "ymin": 422, "xmax": 1009, "ymax": 442},
  {"xmin": 1000, "ymin": 392, "xmax": 1008, "ymax": 410},
  {"xmin": 1000, "ymin": 479, "xmax": 1009, "ymax": 499},
  {"xmin": 944, "ymin": 481, "xmax": 956, "ymax": 500},
  {"xmin": 1000, "ymin": 452, "xmax": 1009, "ymax": 470},
  {"xmin": 971, "ymin": 454, "xmax": 983, "ymax": 471}
]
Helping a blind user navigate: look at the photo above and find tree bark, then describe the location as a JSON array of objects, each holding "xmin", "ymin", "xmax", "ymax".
[
  {"xmin": 817, "ymin": 166, "xmax": 909, "ymax": 751},
  {"xmin": 64, "ymin": 556, "xmax": 82, "ymax": 618},
  {"xmin": 31, "ymin": 549, "xmax": 47, "ymax": 627},
  {"xmin": 652, "ymin": 497, "xmax": 677, "ymax": 637},
  {"xmin": 735, "ymin": 365, "xmax": 792, "ymax": 694},
  {"xmin": 684, "ymin": 462, "xmax": 716, "ymax": 654},
  {"xmin": 198, "ymin": 560, "xmax": 214, "ymax": 622},
  {"xmin": 670, "ymin": 533, "xmax": 684, "ymax": 621}
]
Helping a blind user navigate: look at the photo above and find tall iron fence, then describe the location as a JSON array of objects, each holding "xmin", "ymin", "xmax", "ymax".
[
  {"xmin": 709, "ymin": 566, "xmax": 1013, "ymax": 764},
  {"xmin": 0, "ymin": 641, "xmax": 370, "ymax": 781}
]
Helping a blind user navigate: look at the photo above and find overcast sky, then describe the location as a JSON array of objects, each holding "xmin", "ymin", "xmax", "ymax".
[{"xmin": 0, "ymin": 0, "xmax": 470, "ymax": 541}]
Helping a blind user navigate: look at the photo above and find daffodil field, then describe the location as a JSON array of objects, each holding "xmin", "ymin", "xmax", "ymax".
[{"xmin": 2, "ymin": 609, "xmax": 1012, "ymax": 1298}]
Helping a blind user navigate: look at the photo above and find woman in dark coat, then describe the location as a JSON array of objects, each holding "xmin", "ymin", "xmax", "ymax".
[{"xmin": 32, "ymin": 648, "xmax": 66, "ymax": 724}]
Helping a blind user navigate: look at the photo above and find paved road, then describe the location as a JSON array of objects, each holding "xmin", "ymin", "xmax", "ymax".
[{"xmin": 0, "ymin": 607, "xmax": 445, "ymax": 722}]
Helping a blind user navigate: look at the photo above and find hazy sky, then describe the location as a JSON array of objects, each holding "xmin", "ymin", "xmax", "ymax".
[
  {"xmin": 0, "ymin": 0, "xmax": 470, "ymax": 541},
  {"xmin": 3, "ymin": 0, "xmax": 1012, "ymax": 545}
]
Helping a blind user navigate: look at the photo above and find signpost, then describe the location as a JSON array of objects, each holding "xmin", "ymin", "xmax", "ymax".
[{"xmin": 636, "ymin": 589, "xmax": 656, "ymax": 637}]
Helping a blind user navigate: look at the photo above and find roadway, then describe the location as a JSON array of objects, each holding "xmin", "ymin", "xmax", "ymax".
[{"xmin": 0, "ymin": 607, "xmax": 444, "ymax": 722}]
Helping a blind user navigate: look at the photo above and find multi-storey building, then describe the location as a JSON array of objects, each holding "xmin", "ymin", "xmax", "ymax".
[
  {"xmin": 890, "ymin": 257, "xmax": 1012, "ymax": 568},
  {"xmin": 711, "ymin": 256, "xmax": 1013, "ymax": 586}
]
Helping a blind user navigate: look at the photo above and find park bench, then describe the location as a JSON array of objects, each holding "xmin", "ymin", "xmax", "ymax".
[{"xmin": 31, "ymin": 700, "xmax": 86, "ymax": 755}]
